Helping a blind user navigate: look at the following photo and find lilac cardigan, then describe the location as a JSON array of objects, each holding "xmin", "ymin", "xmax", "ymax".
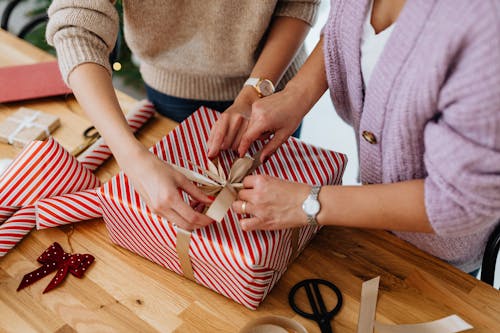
[{"xmin": 323, "ymin": 0, "xmax": 500, "ymax": 272}]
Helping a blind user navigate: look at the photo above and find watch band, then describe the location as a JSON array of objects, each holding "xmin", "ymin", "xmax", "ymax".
[
  {"xmin": 306, "ymin": 185, "xmax": 321, "ymax": 226},
  {"xmin": 310, "ymin": 185, "xmax": 321, "ymax": 200},
  {"xmin": 244, "ymin": 78, "xmax": 260, "ymax": 87}
]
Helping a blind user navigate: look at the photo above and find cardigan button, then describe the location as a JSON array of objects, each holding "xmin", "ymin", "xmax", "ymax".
[{"xmin": 362, "ymin": 130, "xmax": 377, "ymax": 144}]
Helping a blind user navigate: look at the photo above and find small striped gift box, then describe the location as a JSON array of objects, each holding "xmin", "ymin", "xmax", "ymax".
[{"xmin": 98, "ymin": 107, "xmax": 347, "ymax": 309}]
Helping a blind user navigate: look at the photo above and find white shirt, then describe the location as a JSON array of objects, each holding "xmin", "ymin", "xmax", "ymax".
[{"xmin": 360, "ymin": 0, "xmax": 395, "ymax": 87}]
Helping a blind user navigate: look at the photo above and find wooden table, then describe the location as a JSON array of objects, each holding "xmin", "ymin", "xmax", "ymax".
[{"xmin": 1, "ymin": 29, "xmax": 499, "ymax": 333}]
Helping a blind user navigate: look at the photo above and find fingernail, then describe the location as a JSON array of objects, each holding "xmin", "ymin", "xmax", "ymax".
[{"xmin": 207, "ymin": 195, "xmax": 216, "ymax": 201}]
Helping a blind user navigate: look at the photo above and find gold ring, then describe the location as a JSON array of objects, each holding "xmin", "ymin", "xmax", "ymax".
[{"xmin": 241, "ymin": 201, "xmax": 247, "ymax": 215}]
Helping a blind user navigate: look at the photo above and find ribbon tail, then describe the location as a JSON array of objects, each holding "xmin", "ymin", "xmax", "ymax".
[
  {"xmin": 205, "ymin": 186, "xmax": 237, "ymax": 223},
  {"xmin": 374, "ymin": 315, "xmax": 473, "ymax": 333},
  {"xmin": 43, "ymin": 265, "xmax": 69, "ymax": 293},
  {"xmin": 0, "ymin": 206, "xmax": 36, "ymax": 258},
  {"xmin": 169, "ymin": 164, "xmax": 220, "ymax": 187},
  {"xmin": 176, "ymin": 228, "xmax": 195, "ymax": 281},
  {"xmin": 17, "ymin": 262, "xmax": 58, "ymax": 291},
  {"xmin": 36, "ymin": 189, "xmax": 102, "ymax": 230}
]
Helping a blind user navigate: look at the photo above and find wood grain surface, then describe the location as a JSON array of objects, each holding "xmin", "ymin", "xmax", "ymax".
[{"xmin": 0, "ymin": 29, "xmax": 499, "ymax": 333}]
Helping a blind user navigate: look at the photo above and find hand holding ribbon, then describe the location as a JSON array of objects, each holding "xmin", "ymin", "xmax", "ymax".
[
  {"xmin": 17, "ymin": 242, "xmax": 94, "ymax": 293},
  {"xmin": 169, "ymin": 151, "xmax": 262, "ymax": 223}
]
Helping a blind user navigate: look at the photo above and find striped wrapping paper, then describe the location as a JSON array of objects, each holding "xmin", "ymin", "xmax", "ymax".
[
  {"xmin": 0, "ymin": 100, "xmax": 155, "ymax": 257},
  {"xmin": 97, "ymin": 107, "xmax": 347, "ymax": 309},
  {"xmin": 77, "ymin": 100, "xmax": 156, "ymax": 171},
  {"xmin": 0, "ymin": 138, "xmax": 100, "ymax": 256}
]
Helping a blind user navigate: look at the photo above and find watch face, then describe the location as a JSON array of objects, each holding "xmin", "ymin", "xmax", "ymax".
[
  {"xmin": 303, "ymin": 198, "xmax": 320, "ymax": 215},
  {"xmin": 258, "ymin": 79, "xmax": 275, "ymax": 97}
]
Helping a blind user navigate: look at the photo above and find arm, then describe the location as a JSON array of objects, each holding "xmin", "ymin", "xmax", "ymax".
[
  {"xmin": 233, "ymin": 176, "xmax": 433, "ymax": 232},
  {"xmin": 232, "ymin": 4, "xmax": 500, "ymax": 235},
  {"xmin": 47, "ymin": 1, "xmax": 213, "ymax": 230},
  {"xmin": 238, "ymin": 37, "xmax": 328, "ymax": 162},
  {"xmin": 207, "ymin": 15, "xmax": 313, "ymax": 158}
]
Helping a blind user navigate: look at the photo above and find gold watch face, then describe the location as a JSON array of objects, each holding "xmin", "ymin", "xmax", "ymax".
[{"xmin": 257, "ymin": 79, "xmax": 275, "ymax": 97}]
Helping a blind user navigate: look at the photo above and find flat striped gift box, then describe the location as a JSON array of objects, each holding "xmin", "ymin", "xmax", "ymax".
[{"xmin": 97, "ymin": 107, "xmax": 347, "ymax": 309}]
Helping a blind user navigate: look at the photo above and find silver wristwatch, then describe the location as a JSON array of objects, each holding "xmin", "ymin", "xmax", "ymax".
[{"xmin": 302, "ymin": 185, "xmax": 321, "ymax": 226}]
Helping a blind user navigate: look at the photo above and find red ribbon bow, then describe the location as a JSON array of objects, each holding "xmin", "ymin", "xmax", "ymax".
[{"xmin": 17, "ymin": 242, "xmax": 94, "ymax": 293}]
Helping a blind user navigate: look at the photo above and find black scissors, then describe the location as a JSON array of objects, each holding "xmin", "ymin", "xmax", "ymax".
[
  {"xmin": 289, "ymin": 279, "xmax": 343, "ymax": 333},
  {"xmin": 71, "ymin": 126, "xmax": 101, "ymax": 156}
]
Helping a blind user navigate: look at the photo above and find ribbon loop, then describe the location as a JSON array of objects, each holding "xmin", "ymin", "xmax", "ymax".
[{"xmin": 170, "ymin": 152, "xmax": 262, "ymax": 223}]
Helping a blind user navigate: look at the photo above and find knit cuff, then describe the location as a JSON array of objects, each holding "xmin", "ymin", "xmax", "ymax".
[
  {"xmin": 274, "ymin": 0, "xmax": 320, "ymax": 26},
  {"xmin": 52, "ymin": 29, "xmax": 112, "ymax": 84}
]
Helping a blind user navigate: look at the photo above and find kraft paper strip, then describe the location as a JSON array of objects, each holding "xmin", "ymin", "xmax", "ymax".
[
  {"xmin": 357, "ymin": 276, "xmax": 380, "ymax": 333},
  {"xmin": 176, "ymin": 227, "xmax": 195, "ymax": 282},
  {"xmin": 239, "ymin": 315, "xmax": 307, "ymax": 333},
  {"xmin": 358, "ymin": 277, "xmax": 473, "ymax": 333},
  {"xmin": 374, "ymin": 315, "xmax": 473, "ymax": 333}
]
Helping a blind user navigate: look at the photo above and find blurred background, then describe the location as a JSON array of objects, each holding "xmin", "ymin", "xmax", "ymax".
[{"xmin": 0, "ymin": 0, "xmax": 359, "ymax": 186}]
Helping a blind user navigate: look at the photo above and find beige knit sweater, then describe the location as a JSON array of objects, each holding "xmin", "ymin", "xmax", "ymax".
[{"xmin": 46, "ymin": 0, "xmax": 319, "ymax": 101}]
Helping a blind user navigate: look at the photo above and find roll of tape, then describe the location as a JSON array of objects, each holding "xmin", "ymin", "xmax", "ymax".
[{"xmin": 240, "ymin": 315, "xmax": 307, "ymax": 333}]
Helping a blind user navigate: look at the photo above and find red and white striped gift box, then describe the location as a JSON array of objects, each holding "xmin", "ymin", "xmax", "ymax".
[{"xmin": 97, "ymin": 107, "xmax": 347, "ymax": 309}]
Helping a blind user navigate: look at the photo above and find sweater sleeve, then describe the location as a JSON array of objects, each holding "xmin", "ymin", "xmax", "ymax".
[
  {"xmin": 274, "ymin": 0, "xmax": 320, "ymax": 26},
  {"xmin": 423, "ymin": 2, "xmax": 500, "ymax": 237},
  {"xmin": 46, "ymin": 0, "xmax": 119, "ymax": 84}
]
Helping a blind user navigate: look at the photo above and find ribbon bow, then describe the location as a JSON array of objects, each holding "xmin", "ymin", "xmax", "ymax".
[
  {"xmin": 170, "ymin": 152, "xmax": 262, "ymax": 222},
  {"xmin": 17, "ymin": 242, "xmax": 94, "ymax": 293}
]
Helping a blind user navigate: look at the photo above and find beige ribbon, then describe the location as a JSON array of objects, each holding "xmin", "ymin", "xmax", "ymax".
[
  {"xmin": 173, "ymin": 152, "xmax": 260, "ymax": 281},
  {"xmin": 358, "ymin": 277, "xmax": 473, "ymax": 333},
  {"xmin": 176, "ymin": 226, "xmax": 301, "ymax": 282},
  {"xmin": 172, "ymin": 151, "xmax": 304, "ymax": 282},
  {"xmin": 170, "ymin": 151, "xmax": 262, "ymax": 223}
]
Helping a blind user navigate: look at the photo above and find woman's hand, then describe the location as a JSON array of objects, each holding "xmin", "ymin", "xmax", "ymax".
[
  {"xmin": 123, "ymin": 148, "xmax": 214, "ymax": 231},
  {"xmin": 237, "ymin": 84, "xmax": 309, "ymax": 162},
  {"xmin": 207, "ymin": 86, "xmax": 258, "ymax": 158},
  {"xmin": 232, "ymin": 175, "xmax": 310, "ymax": 231}
]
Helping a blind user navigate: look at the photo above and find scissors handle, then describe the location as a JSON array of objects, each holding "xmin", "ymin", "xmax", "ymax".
[
  {"xmin": 70, "ymin": 136, "xmax": 99, "ymax": 157},
  {"xmin": 289, "ymin": 279, "xmax": 343, "ymax": 333},
  {"xmin": 319, "ymin": 319, "xmax": 333, "ymax": 333}
]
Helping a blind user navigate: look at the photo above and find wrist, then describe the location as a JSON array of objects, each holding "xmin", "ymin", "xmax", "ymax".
[
  {"xmin": 235, "ymin": 85, "xmax": 261, "ymax": 105},
  {"xmin": 112, "ymin": 139, "xmax": 149, "ymax": 169},
  {"xmin": 284, "ymin": 79, "xmax": 322, "ymax": 115}
]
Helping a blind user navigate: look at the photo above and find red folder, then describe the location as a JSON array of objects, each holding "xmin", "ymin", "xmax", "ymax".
[{"xmin": 0, "ymin": 61, "xmax": 73, "ymax": 103}]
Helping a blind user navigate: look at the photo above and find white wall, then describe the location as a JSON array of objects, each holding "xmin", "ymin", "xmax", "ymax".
[{"xmin": 300, "ymin": 1, "xmax": 360, "ymax": 185}]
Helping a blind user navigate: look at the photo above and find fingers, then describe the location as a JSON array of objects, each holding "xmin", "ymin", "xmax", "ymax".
[
  {"xmin": 173, "ymin": 196, "xmax": 214, "ymax": 229},
  {"xmin": 231, "ymin": 120, "xmax": 249, "ymax": 151},
  {"xmin": 178, "ymin": 175, "xmax": 213, "ymax": 204},
  {"xmin": 239, "ymin": 217, "xmax": 262, "ymax": 231},
  {"xmin": 207, "ymin": 115, "xmax": 229, "ymax": 158},
  {"xmin": 260, "ymin": 130, "xmax": 289, "ymax": 163},
  {"xmin": 222, "ymin": 115, "xmax": 244, "ymax": 151},
  {"xmin": 232, "ymin": 199, "xmax": 253, "ymax": 215}
]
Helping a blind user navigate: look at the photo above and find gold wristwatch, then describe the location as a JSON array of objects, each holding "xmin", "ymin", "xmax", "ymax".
[{"xmin": 244, "ymin": 78, "xmax": 275, "ymax": 97}]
